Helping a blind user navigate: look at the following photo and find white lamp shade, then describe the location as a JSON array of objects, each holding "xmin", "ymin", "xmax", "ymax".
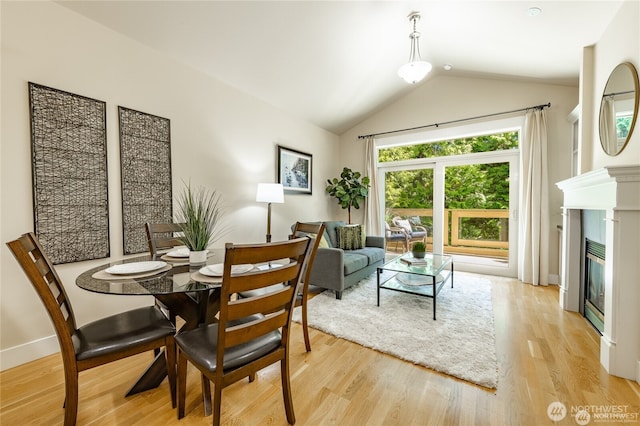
[
  {"xmin": 398, "ymin": 60, "xmax": 432, "ymax": 84},
  {"xmin": 256, "ymin": 183, "xmax": 284, "ymax": 203}
]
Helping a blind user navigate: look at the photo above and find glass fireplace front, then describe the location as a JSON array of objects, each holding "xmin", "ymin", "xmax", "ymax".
[{"xmin": 584, "ymin": 239, "xmax": 605, "ymax": 334}]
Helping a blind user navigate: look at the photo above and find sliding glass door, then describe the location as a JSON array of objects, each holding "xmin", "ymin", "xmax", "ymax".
[
  {"xmin": 441, "ymin": 155, "xmax": 517, "ymax": 276},
  {"xmin": 384, "ymin": 168, "xmax": 434, "ymax": 252},
  {"xmin": 378, "ymin": 125, "xmax": 520, "ymax": 277}
]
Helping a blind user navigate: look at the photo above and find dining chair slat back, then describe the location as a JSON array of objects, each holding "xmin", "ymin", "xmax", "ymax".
[
  {"xmin": 7, "ymin": 233, "xmax": 78, "ymax": 340},
  {"xmin": 6, "ymin": 232, "xmax": 177, "ymax": 426},
  {"xmin": 145, "ymin": 222, "xmax": 185, "ymax": 257},
  {"xmin": 175, "ymin": 237, "xmax": 312, "ymax": 426},
  {"xmin": 236, "ymin": 222, "xmax": 324, "ymax": 352},
  {"xmin": 145, "ymin": 222, "xmax": 187, "ymax": 323},
  {"xmin": 291, "ymin": 221, "xmax": 325, "ymax": 351}
]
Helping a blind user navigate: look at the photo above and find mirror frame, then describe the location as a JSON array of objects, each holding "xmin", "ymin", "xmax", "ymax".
[{"xmin": 598, "ymin": 62, "xmax": 639, "ymax": 156}]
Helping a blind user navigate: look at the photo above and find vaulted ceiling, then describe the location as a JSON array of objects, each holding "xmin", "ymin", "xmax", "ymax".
[{"xmin": 57, "ymin": 1, "xmax": 624, "ymax": 134}]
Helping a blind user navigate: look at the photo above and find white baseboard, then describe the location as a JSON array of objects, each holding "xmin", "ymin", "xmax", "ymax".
[
  {"xmin": 548, "ymin": 274, "xmax": 559, "ymax": 285},
  {"xmin": 0, "ymin": 335, "xmax": 59, "ymax": 371}
]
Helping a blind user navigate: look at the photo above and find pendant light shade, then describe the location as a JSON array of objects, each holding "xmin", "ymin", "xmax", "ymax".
[
  {"xmin": 398, "ymin": 12, "xmax": 432, "ymax": 84},
  {"xmin": 398, "ymin": 61, "xmax": 432, "ymax": 84}
]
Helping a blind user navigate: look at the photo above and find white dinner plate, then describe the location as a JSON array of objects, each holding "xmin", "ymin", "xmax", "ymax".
[
  {"xmin": 199, "ymin": 263, "xmax": 253, "ymax": 277},
  {"xmin": 166, "ymin": 248, "xmax": 190, "ymax": 258},
  {"xmin": 105, "ymin": 261, "xmax": 167, "ymax": 275}
]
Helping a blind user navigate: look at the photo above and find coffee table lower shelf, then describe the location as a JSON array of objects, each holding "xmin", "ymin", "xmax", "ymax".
[{"xmin": 376, "ymin": 264, "xmax": 453, "ymax": 320}]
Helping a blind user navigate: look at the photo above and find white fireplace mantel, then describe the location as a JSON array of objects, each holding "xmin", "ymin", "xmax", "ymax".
[{"xmin": 556, "ymin": 165, "xmax": 640, "ymax": 383}]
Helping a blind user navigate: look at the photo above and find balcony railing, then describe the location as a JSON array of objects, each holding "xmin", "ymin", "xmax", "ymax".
[{"xmin": 388, "ymin": 208, "xmax": 509, "ymax": 258}]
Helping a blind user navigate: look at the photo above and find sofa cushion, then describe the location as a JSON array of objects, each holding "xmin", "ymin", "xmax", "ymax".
[
  {"xmin": 395, "ymin": 219, "xmax": 413, "ymax": 234},
  {"xmin": 292, "ymin": 222, "xmax": 330, "ymax": 248},
  {"xmin": 410, "ymin": 230, "xmax": 427, "ymax": 239},
  {"xmin": 318, "ymin": 235, "xmax": 330, "ymax": 248},
  {"xmin": 350, "ymin": 247, "xmax": 385, "ymax": 265},
  {"xmin": 336, "ymin": 225, "xmax": 363, "ymax": 250},
  {"xmin": 343, "ymin": 252, "xmax": 369, "ymax": 275},
  {"xmin": 360, "ymin": 224, "xmax": 368, "ymax": 247},
  {"xmin": 323, "ymin": 221, "xmax": 346, "ymax": 248}
]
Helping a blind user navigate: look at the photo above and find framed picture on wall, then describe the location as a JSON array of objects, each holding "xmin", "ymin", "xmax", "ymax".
[{"xmin": 277, "ymin": 145, "xmax": 312, "ymax": 194}]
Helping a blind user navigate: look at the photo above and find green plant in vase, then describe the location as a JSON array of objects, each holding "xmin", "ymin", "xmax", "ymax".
[
  {"xmin": 175, "ymin": 181, "xmax": 226, "ymax": 264},
  {"xmin": 411, "ymin": 241, "xmax": 426, "ymax": 259},
  {"xmin": 326, "ymin": 167, "xmax": 370, "ymax": 224}
]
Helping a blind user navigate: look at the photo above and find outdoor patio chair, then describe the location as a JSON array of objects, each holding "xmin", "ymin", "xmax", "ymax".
[
  {"xmin": 385, "ymin": 221, "xmax": 409, "ymax": 252},
  {"xmin": 393, "ymin": 216, "xmax": 428, "ymax": 249}
]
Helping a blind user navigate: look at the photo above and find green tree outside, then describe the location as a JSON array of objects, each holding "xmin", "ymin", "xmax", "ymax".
[{"xmin": 380, "ymin": 132, "xmax": 517, "ymax": 242}]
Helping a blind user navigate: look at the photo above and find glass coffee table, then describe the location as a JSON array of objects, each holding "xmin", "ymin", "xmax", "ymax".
[{"xmin": 377, "ymin": 253, "xmax": 453, "ymax": 320}]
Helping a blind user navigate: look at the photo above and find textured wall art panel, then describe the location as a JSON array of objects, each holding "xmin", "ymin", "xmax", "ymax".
[
  {"xmin": 118, "ymin": 107, "xmax": 172, "ymax": 254},
  {"xmin": 28, "ymin": 82, "xmax": 109, "ymax": 264}
]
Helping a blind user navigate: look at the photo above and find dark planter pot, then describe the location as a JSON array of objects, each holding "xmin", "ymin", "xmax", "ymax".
[{"xmin": 412, "ymin": 251, "xmax": 426, "ymax": 259}]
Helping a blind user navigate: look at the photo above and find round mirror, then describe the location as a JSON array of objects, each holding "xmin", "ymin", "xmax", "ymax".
[{"xmin": 599, "ymin": 62, "xmax": 639, "ymax": 156}]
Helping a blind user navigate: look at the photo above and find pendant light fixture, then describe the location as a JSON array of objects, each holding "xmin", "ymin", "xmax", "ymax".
[{"xmin": 398, "ymin": 11, "xmax": 432, "ymax": 84}]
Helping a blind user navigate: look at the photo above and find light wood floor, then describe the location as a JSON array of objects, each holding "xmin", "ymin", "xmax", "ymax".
[{"xmin": 2, "ymin": 273, "xmax": 639, "ymax": 425}]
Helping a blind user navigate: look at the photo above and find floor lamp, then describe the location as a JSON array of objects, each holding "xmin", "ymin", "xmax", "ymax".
[{"xmin": 256, "ymin": 183, "xmax": 284, "ymax": 243}]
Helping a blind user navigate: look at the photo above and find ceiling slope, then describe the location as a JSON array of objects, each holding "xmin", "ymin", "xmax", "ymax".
[{"xmin": 57, "ymin": 1, "xmax": 623, "ymax": 134}]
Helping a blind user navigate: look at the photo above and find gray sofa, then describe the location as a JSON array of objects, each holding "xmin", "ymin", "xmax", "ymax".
[{"xmin": 306, "ymin": 221, "xmax": 385, "ymax": 299}]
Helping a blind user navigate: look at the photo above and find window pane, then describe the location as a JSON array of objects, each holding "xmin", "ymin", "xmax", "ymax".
[{"xmin": 379, "ymin": 131, "xmax": 518, "ymax": 162}]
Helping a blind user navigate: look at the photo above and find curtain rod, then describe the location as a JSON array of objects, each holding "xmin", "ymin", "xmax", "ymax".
[
  {"xmin": 357, "ymin": 102, "xmax": 551, "ymax": 139},
  {"xmin": 604, "ymin": 90, "xmax": 634, "ymax": 97}
]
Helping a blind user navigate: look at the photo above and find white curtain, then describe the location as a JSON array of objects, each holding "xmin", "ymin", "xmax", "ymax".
[
  {"xmin": 518, "ymin": 108, "xmax": 549, "ymax": 286},
  {"xmin": 599, "ymin": 96, "xmax": 618, "ymax": 153},
  {"xmin": 364, "ymin": 136, "xmax": 382, "ymax": 236}
]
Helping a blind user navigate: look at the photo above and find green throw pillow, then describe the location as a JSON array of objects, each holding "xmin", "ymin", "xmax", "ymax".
[{"xmin": 336, "ymin": 225, "xmax": 363, "ymax": 250}]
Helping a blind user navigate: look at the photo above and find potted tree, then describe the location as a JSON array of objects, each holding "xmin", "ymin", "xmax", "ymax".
[
  {"xmin": 325, "ymin": 167, "xmax": 370, "ymax": 224},
  {"xmin": 175, "ymin": 181, "xmax": 225, "ymax": 264}
]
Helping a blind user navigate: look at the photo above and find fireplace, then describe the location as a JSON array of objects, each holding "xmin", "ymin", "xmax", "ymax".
[
  {"xmin": 583, "ymin": 238, "xmax": 605, "ymax": 334},
  {"xmin": 557, "ymin": 166, "xmax": 640, "ymax": 384}
]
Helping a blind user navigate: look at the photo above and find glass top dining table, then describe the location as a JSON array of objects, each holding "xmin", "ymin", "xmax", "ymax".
[
  {"xmin": 75, "ymin": 250, "xmax": 226, "ymax": 405},
  {"xmin": 75, "ymin": 251, "xmax": 224, "ymax": 296}
]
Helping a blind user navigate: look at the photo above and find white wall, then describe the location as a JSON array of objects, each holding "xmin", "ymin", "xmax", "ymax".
[
  {"xmin": 588, "ymin": 0, "xmax": 639, "ymax": 171},
  {"xmin": 339, "ymin": 75, "xmax": 579, "ymax": 282},
  {"xmin": 583, "ymin": 0, "xmax": 640, "ymax": 383},
  {"xmin": 0, "ymin": 1, "xmax": 337, "ymax": 369}
]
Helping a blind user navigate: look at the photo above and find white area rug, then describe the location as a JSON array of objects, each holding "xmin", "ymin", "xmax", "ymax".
[{"xmin": 293, "ymin": 271, "xmax": 498, "ymax": 388}]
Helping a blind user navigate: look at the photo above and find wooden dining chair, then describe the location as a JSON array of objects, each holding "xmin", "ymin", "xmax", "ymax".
[
  {"xmin": 175, "ymin": 237, "xmax": 312, "ymax": 425},
  {"xmin": 145, "ymin": 222, "xmax": 186, "ymax": 257},
  {"xmin": 6, "ymin": 232, "xmax": 177, "ymax": 426},
  {"xmin": 290, "ymin": 221, "xmax": 325, "ymax": 351},
  {"xmin": 145, "ymin": 222, "xmax": 188, "ymax": 323},
  {"xmin": 238, "ymin": 222, "xmax": 324, "ymax": 352}
]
